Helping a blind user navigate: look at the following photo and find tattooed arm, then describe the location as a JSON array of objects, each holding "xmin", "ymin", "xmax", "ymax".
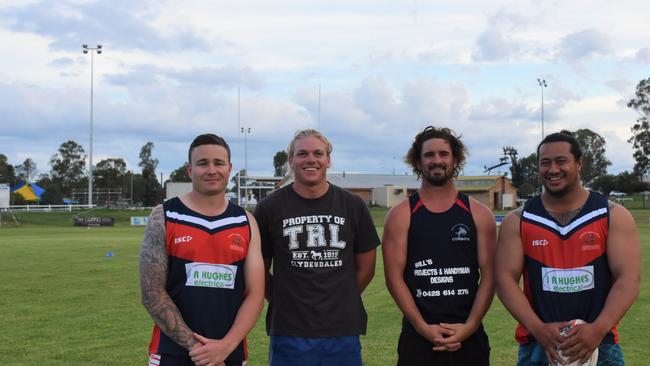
[{"xmin": 139, "ymin": 204, "xmax": 198, "ymax": 351}]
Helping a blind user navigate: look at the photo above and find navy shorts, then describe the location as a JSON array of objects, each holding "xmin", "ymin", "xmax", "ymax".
[
  {"xmin": 396, "ymin": 328, "xmax": 490, "ymax": 366},
  {"xmin": 148, "ymin": 353, "xmax": 244, "ymax": 366},
  {"xmin": 269, "ymin": 335, "xmax": 362, "ymax": 366}
]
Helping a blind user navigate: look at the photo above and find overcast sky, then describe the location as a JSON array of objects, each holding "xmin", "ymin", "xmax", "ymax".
[{"xmin": 1, "ymin": 0, "xmax": 649, "ymax": 182}]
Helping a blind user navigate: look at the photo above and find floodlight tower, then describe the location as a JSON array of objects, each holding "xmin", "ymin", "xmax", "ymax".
[
  {"xmin": 82, "ymin": 44, "xmax": 102, "ymax": 207},
  {"xmin": 241, "ymin": 127, "xmax": 251, "ymax": 204}
]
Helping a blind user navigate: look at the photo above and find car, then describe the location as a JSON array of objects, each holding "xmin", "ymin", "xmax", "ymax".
[{"xmin": 609, "ymin": 191, "xmax": 625, "ymax": 197}]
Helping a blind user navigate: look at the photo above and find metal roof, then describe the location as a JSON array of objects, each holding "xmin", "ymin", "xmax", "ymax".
[
  {"xmin": 280, "ymin": 173, "xmax": 507, "ymax": 191},
  {"xmin": 326, "ymin": 173, "xmax": 421, "ymax": 189}
]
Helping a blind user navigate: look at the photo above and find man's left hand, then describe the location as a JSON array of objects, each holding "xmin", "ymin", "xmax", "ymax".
[
  {"xmin": 432, "ymin": 323, "xmax": 474, "ymax": 352},
  {"xmin": 188, "ymin": 333, "xmax": 230, "ymax": 366}
]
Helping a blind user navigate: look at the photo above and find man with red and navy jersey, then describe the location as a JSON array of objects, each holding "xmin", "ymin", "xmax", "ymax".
[
  {"xmin": 496, "ymin": 130, "xmax": 641, "ymax": 366},
  {"xmin": 383, "ymin": 126, "xmax": 496, "ymax": 365},
  {"xmin": 140, "ymin": 134, "xmax": 264, "ymax": 366}
]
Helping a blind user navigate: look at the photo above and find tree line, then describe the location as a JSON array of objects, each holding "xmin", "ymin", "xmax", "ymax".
[
  {"xmin": 2, "ymin": 77, "xmax": 649, "ymax": 204},
  {"xmin": 0, "ymin": 141, "xmax": 162, "ymax": 206},
  {"xmin": 505, "ymin": 77, "xmax": 650, "ymax": 197}
]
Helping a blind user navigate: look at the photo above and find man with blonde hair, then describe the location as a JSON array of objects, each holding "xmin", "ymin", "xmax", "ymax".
[{"xmin": 254, "ymin": 129, "xmax": 380, "ymax": 366}]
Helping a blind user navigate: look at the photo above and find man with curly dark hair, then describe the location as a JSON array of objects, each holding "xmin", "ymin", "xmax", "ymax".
[{"xmin": 383, "ymin": 126, "xmax": 496, "ymax": 365}]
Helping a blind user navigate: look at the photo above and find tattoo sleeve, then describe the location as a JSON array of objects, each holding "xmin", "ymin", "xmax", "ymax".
[{"xmin": 139, "ymin": 205, "xmax": 197, "ymax": 350}]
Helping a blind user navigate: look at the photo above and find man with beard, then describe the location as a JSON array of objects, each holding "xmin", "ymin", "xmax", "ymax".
[
  {"xmin": 383, "ymin": 126, "xmax": 496, "ymax": 365},
  {"xmin": 495, "ymin": 130, "xmax": 640, "ymax": 366}
]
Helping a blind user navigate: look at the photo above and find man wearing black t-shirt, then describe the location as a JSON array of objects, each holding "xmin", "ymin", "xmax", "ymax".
[
  {"xmin": 383, "ymin": 126, "xmax": 496, "ymax": 365},
  {"xmin": 254, "ymin": 129, "xmax": 380, "ymax": 366}
]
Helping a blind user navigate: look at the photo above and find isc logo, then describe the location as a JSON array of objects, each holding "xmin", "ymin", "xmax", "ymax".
[
  {"xmin": 532, "ymin": 239, "xmax": 549, "ymax": 247},
  {"xmin": 174, "ymin": 236, "xmax": 193, "ymax": 244}
]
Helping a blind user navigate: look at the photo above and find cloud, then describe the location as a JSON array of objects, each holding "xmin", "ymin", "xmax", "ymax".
[
  {"xmin": 471, "ymin": 9, "xmax": 527, "ymax": 62},
  {"xmin": 468, "ymin": 98, "xmax": 534, "ymax": 122},
  {"xmin": 105, "ymin": 64, "xmax": 265, "ymax": 91},
  {"xmin": 556, "ymin": 29, "xmax": 612, "ymax": 64},
  {"xmin": 635, "ymin": 47, "xmax": 650, "ymax": 63},
  {"xmin": 48, "ymin": 57, "xmax": 75, "ymax": 67},
  {"xmin": 0, "ymin": 1, "xmax": 213, "ymax": 52},
  {"xmin": 605, "ymin": 78, "xmax": 632, "ymax": 94},
  {"xmin": 353, "ymin": 76, "xmax": 399, "ymax": 120}
]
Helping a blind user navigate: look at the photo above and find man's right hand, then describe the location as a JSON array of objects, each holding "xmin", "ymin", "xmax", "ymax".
[
  {"xmin": 530, "ymin": 321, "xmax": 570, "ymax": 365},
  {"xmin": 418, "ymin": 323, "xmax": 461, "ymax": 352}
]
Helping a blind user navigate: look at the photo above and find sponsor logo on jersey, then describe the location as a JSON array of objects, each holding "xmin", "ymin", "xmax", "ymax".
[
  {"xmin": 579, "ymin": 231, "xmax": 602, "ymax": 251},
  {"xmin": 541, "ymin": 266, "xmax": 595, "ymax": 293},
  {"xmin": 228, "ymin": 233, "xmax": 245, "ymax": 252},
  {"xmin": 532, "ymin": 239, "xmax": 549, "ymax": 247},
  {"xmin": 185, "ymin": 263, "xmax": 237, "ymax": 289},
  {"xmin": 451, "ymin": 224, "xmax": 470, "ymax": 242},
  {"xmin": 174, "ymin": 235, "xmax": 192, "ymax": 244}
]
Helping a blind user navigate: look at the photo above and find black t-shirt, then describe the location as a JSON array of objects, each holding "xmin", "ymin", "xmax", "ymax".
[{"xmin": 254, "ymin": 183, "xmax": 380, "ymax": 337}]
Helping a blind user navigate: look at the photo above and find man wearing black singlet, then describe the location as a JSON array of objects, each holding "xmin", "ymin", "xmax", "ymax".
[{"xmin": 383, "ymin": 126, "xmax": 496, "ymax": 365}]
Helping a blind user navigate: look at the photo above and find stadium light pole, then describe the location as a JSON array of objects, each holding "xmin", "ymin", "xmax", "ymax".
[
  {"xmin": 241, "ymin": 127, "xmax": 251, "ymax": 205},
  {"xmin": 82, "ymin": 44, "xmax": 102, "ymax": 207},
  {"xmin": 537, "ymin": 78, "xmax": 547, "ymax": 140}
]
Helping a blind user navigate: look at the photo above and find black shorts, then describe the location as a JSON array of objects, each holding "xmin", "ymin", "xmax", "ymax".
[
  {"xmin": 148, "ymin": 353, "xmax": 244, "ymax": 366},
  {"xmin": 396, "ymin": 327, "xmax": 490, "ymax": 366}
]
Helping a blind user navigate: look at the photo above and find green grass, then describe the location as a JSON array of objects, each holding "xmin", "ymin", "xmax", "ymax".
[{"xmin": 1, "ymin": 209, "xmax": 648, "ymax": 365}]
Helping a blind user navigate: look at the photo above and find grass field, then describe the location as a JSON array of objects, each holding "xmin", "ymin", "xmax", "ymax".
[{"xmin": 1, "ymin": 207, "xmax": 648, "ymax": 365}]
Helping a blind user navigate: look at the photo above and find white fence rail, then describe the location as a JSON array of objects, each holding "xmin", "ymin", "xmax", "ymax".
[{"xmin": 1, "ymin": 205, "xmax": 92, "ymax": 212}]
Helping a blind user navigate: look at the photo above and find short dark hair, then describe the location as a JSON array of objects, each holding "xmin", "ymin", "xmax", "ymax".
[
  {"xmin": 188, "ymin": 134, "xmax": 231, "ymax": 163},
  {"xmin": 405, "ymin": 126, "xmax": 467, "ymax": 178},
  {"xmin": 536, "ymin": 130, "xmax": 582, "ymax": 161}
]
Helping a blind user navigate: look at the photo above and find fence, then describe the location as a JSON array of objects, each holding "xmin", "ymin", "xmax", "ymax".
[{"xmin": 1, "ymin": 204, "xmax": 93, "ymax": 212}]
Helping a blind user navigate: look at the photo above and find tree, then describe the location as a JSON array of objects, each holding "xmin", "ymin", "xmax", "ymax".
[
  {"xmin": 591, "ymin": 171, "xmax": 648, "ymax": 195},
  {"xmin": 504, "ymin": 147, "xmax": 521, "ymax": 187},
  {"xmin": 40, "ymin": 187, "xmax": 64, "ymax": 205},
  {"xmin": 273, "ymin": 150, "xmax": 288, "ymax": 177},
  {"xmin": 169, "ymin": 163, "xmax": 191, "ymax": 182},
  {"xmin": 15, "ymin": 158, "xmax": 38, "ymax": 182},
  {"xmin": 627, "ymin": 77, "xmax": 650, "ymax": 177},
  {"xmin": 505, "ymin": 147, "xmax": 538, "ymax": 197},
  {"xmin": 590, "ymin": 174, "xmax": 617, "ymax": 195},
  {"xmin": 615, "ymin": 171, "xmax": 649, "ymax": 194},
  {"xmin": 95, "ymin": 158, "xmax": 127, "ymax": 189},
  {"xmin": 139, "ymin": 142, "xmax": 162, "ymax": 206},
  {"xmin": 49, "ymin": 140, "xmax": 86, "ymax": 196},
  {"xmin": 10, "ymin": 192, "xmax": 27, "ymax": 205},
  {"xmin": 517, "ymin": 153, "xmax": 539, "ymax": 197},
  {"xmin": 230, "ymin": 169, "xmax": 249, "ymax": 197},
  {"xmin": 0, "ymin": 153, "xmax": 16, "ymax": 185},
  {"xmin": 572, "ymin": 129, "xmax": 611, "ymax": 185},
  {"xmin": 36, "ymin": 174, "xmax": 64, "ymax": 205}
]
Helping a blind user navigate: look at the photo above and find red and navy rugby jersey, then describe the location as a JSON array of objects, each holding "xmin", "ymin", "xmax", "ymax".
[
  {"xmin": 148, "ymin": 197, "xmax": 251, "ymax": 359},
  {"xmin": 517, "ymin": 192, "xmax": 616, "ymax": 344}
]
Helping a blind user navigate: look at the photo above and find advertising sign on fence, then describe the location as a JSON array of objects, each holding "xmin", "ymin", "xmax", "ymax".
[
  {"xmin": 74, "ymin": 217, "xmax": 115, "ymax": 227},
  {"xmin": 0, "ymin": 183, "xmax": 9, "ymax": 208},
  {"xmin": 130, "ymin": 216, "xmax": 149, "ymax": 226}
]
